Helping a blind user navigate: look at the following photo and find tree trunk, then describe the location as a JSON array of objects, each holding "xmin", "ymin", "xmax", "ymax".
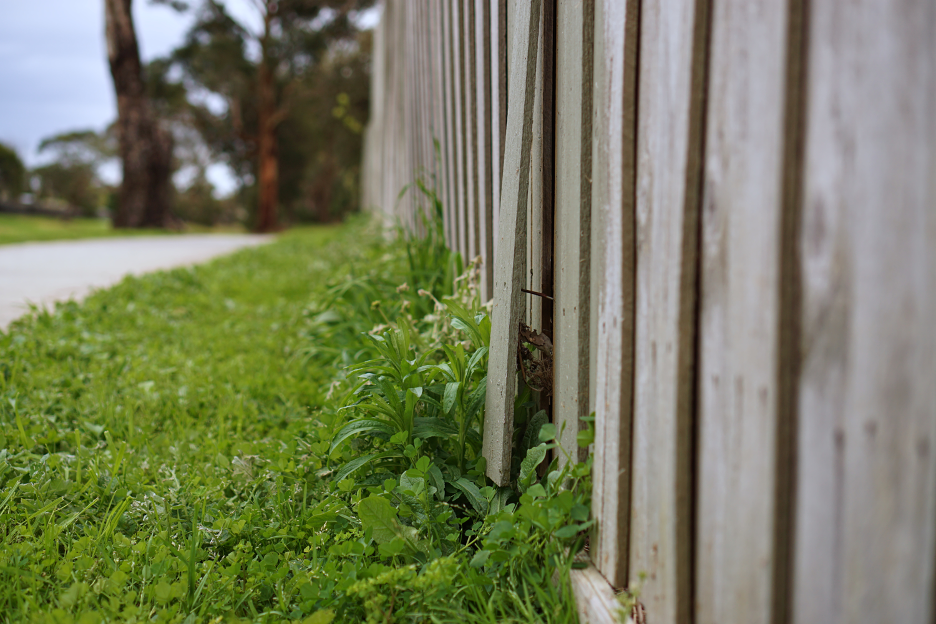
[
  {"xmin": 105, "ymin": 0, "xmax": 173, "ymax": 228},
  {"xmin": 140, "ymin": 124, "xmax": 176, "ymax": 228},
  {"xmin": 254, "ymin": 59, "xmax": 280, "ymax": 233}
]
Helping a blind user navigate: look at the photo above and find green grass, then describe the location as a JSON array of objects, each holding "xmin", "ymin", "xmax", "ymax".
[
  {"xmin": 0, "ymin": 218, "xmax": 588, "ymax": 624},
  {"xmin": 0, "ymin": 214, "xmax": 245, "ymax": 246},
  {"xmin": 0, "ymin": 224, "xmax": 360, "ymax": 622}
]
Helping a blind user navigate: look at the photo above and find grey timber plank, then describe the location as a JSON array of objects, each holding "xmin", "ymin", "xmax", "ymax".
[
  {"xmin": 527, "ymin": 4, "xmax": 545, "ymax": 332},
  {"xmin": 590, "ymin": 0, "xmax": 640, "ymax": 590},
  {"xmin": 402, "ymin": 2, "xmax": 416, "ymax": 229},
  {"xmin": 539, "ymin": 0, "xmax": 556, "ymax": 346},
  {"xmin": 490, "ymin": 0, "xmax": 507, "ymax": 272},
  {"xmin": 441, "ymin": 1, "xmax": 459, "ymax": 250},
  {"xmin": 694, "ymin": 1, "xmax": 801, "ymax": 623},
  {"xmin": 628, "ymin": 0, "xmax": 709, "ymax": 619},
  {"xmin": 450, "ymin": 0, "xmax": 467, "ymax": 257},
  {"xmin": 483, "ymin": 0, "xmax": 543, "ymax": 486},
  {"xmin": 476, "ymin": 0, "xmax": 494, "ymax": 301},
  {"xmin": 554, "ymin": 0, "xmax": 594, "ymax": 465},
  {"xmin": 792, "ymin": 1, "xmax": 936, "ymax": 622},
  {"xmin": 463, "ymin": 0, "xmax": 479, "ymax": 260}
]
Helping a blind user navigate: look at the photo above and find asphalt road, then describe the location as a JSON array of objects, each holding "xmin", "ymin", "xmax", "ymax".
[{"xmin": 0, "ymin": 235, "xmax": 272, "ymax": 329}]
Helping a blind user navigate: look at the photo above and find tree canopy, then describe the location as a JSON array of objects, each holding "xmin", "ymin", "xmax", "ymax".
[{"xmin": 167, "ymin": 0, "xmax": 374, "ymax": 230}]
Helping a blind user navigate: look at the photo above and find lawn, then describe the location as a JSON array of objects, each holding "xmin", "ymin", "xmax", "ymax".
[
  {"xmin": 0, "ymin": 218, "xmax": 592, "ymax": 623},
  {"xmin": 0, "ymin": 214, "xmax": 244, "ymax": 246}
]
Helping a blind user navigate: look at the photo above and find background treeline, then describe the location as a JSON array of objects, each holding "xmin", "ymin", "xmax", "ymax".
[{"xmin": 0, "ymin": 0, "xmax": 372, "ymax": 230}]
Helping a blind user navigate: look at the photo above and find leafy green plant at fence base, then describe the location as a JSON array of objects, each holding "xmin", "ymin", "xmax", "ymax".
[{"xmin": 0, "ymin": 212, "xmax": 592, "ymax": 623}]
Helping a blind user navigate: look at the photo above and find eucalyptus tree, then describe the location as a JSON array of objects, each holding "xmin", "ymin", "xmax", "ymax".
[
  {"xmin": 169, "ymin": 0, "xmax": 373, "ymax": 232},
  {"xmin": 104, "ymin": 0, "xmax": 175, "ymax": 228}
]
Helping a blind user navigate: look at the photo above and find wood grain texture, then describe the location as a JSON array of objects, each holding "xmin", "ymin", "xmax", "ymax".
[
  {"xmin": 483, "ymin": 0, "xmax": 543, "ymax": 486},
  {"xmin": 463, "ymin": 0, "xmax": 479, "ymax": 260},
  {"xmin": 695, "ymin": 1, "xmax": 797, "ymax": 623},
  {"xmin": 554, "ymin": 0, "xmax": 594, "ymax": 465},
  {"xmin": 475, "ymin": 0, "xmax": 494, "ymax": 300},
  {"xmin": 404, "ymin": 3, "xmax": 417, "ymax": 229},
  {"xmin": 569, "ymin": 559, "xmax": 631, "ymax": 624},
  {"xmin": 404, "ymin": 3, "xmax": 416, "ymax": 228},
  {"xmin": 526, "ymin": 4, "xmax": 545, "ymax": 332},
  {"xmin": 429, "ymin": 4, "xmax": 451, "ymax": 248},
  {"xmin": 628, "ymin": 0, "xmax": 709, "ymax": 619},
  {"xmin": 440, "ymin": 2, "xmax": 458, "ymax": 250},
  {"xmin": 385, "ymin": 1, "xmax": 406, "ymax": 228},
  {"xmin": 792, "ymin": 1, "xmax": 936, "ymax": 622},
  {"xmin": 449, "ymin": 0, "xmax": 467, "ymax": 256},
  {"xmin": 491, "ymin": 0, "xmax": 507, "ymax": 272},
  {"xmin": 590, "ymin": 0, "xmax": 639, "ymax": 590}
]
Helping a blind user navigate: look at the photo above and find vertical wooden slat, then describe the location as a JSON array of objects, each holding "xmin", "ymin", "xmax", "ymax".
[
  {"xmin": 386, "ymin": 1, "xmax": 405, "ymax": 227},
  {"xmin": 450, "ymin": 0, "xmax": 468, "ymax": 257},
  {"xmin": 414, "ymin": 2, "xmax": 426, "ymax": 187},
  {"xmin": 792, "ymin": 1, "xmax": 936, "ymax": 622},
  {"xmin": 420, "ymin": 3, "xmax": 434, "ymax": 187},
  {"xmin": 590, "ymin": 0, "xmax": 640, "ymax": 590},
  {"xmin": 526, "ymin": 4, "xmax": 544, "ymax": 332},
  {"xmin": 483, "ymin": 0, "xmax": 543, "ymax": 487},
  {"xmin": 475, "ymin": 0, "xmax": 494, "ymax": 300},
  {"xmin": 402, "ymin": 2, "xmax": 415, "ymax": 229},
  {"xmin": 462, "ymin": 0, "xmax": 482, "ymax": 258},
  {"xmin": 460, "ymin": 1, "xmax": 478, "ymax": 260},
  {"xmin": 554, "ymin": 0, "xmax": 594, "ymax": 465},
  {"xmin": 417, "ymin": 2, "xmax": 429, "ymax": 223},
  {"xmin": 490, "ymin": 0, "xmax": 506, "ymax": 274},
  {"xmin": 539, "ymin": 0, "xmax": 556, "ymax": 345},
  {"xmin": 695, "ymin": 0, "xmax": 801, "ymax": 622},
  {"xmin": 427, "ymin": 5, "xmax": 447, "ymax": 243},
  {"xmin": 629, "ymin": 0, "xmax": 710, "ymax": 619},
  {"xmin": 440, "ymin": 2, "xmax": 458, "ymax": 250}
]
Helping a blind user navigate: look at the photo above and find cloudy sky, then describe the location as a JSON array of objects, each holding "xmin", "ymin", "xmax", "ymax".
[{"xmin": 0, "ymin": 1, "xmax": 268, "ymax": 194}]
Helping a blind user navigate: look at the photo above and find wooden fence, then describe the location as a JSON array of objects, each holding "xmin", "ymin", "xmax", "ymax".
[{"xmin": 361, "ymin": 1, "xmax": 936, "ymax": 622}]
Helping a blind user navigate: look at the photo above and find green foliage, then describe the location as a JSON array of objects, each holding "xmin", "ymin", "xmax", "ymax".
[
  {"xmin": 170, "ymin": 1, "xmax": 374, "ymax": 225},
  {"xmin": 0, "ymin": 142, "xmax": 26, "ymax": 200},
  {"xmin": 33, "ymin": 129, "xmax": 115, "ymax": 217},
  {"xmin": 0, "ymin": 217, "xmax": 591, "ymax": 623}
]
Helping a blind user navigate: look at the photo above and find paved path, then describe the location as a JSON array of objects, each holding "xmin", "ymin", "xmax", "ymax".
[{"xmin": 0, "ymin": 235, "xmax": 272, "ymax": 329}]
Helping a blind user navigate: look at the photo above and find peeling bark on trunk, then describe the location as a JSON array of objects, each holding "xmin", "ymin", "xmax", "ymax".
[{"xmin": 105, "ymin": 0, "xmax": 173, "ymax": 228}]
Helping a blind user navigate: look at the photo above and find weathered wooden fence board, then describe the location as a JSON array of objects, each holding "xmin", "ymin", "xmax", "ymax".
[
  {"xmin": 429, "ymin": 5, "xmax": 449, "ymax": 245},
  {"xmin": 695, "ymin": 1, "xmax": 801, "ymax": 623},
  {"xmin": 483, "ymin": 0, "xmax": 542, "ymax": 486},
  {"xmin": 590, "ymin": 0, "xmax": 639, "ymax": 591},
  {"xmin": 792, "ymin": 1, "xmax": 936, "ymax": 622},
  {"xmin": 462, "ymin": 0, "xmax": 479, "ymax": 260},
  {"xmin": 403, "ymin": 3, "xmax": 416, "ymax": 229},
  {"xmin": 526, "ymin": 4, "xmax": 545, "ymax": 332},
  {"xmin": 490, "ymin": 0, "xmax": 506, "ymax": 273},
  {"xmin": 449, "ymin": 0, "xmax": 467, "ymax": 256},
  {"xmin": 440, "ymin": 2, "xmax": 458, "ymax": 249},
  {"xmin": 475, "ymin": 0, "xmax": 494, "ymax": 301},
  {"xmin": 554, "ymin": 0, "xmax": 593, "ymax": 466},
  {"xmin": 629, "ymin": 0, "xmax": 709, "ymax": 619}
]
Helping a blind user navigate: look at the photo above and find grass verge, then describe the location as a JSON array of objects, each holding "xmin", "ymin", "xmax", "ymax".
[
  {"xmin": 0, "ymin": 217, "xmax": 593, "ymax": 623},
  {"xmin": 0, "ymin": 214, "xmax": 244, "ymax": 246}
]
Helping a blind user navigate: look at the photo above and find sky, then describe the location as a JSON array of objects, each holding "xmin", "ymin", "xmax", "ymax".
[{"xmin": 0, "ymin": 1, "xmax": 292, "ymax": 195}]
